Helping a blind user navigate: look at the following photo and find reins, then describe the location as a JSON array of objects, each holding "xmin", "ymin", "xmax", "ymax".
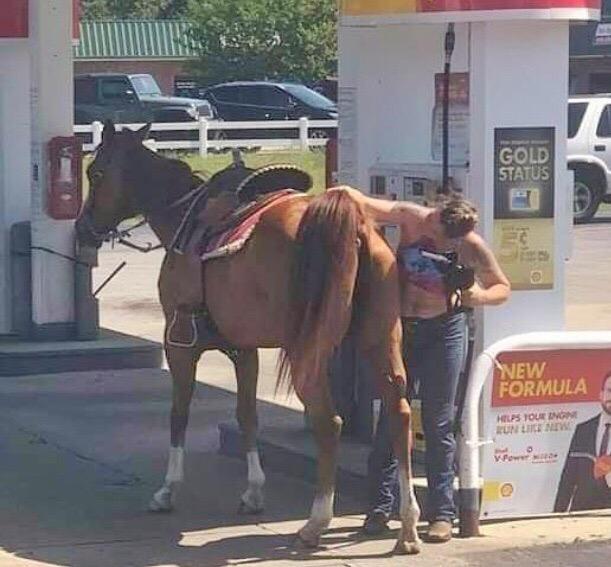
[{"xmin": 106, "ymin": 180, "xmax": 211, "ymax": 254}]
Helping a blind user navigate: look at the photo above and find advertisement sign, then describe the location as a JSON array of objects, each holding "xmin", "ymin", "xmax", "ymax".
[
  {"xmin": 431, "ymin": 72, "xmax": 469, "ymax": 165},
  {"xmin": 493, "ymin": 127, "xmax": 554, "ymax": 290},
  {"xmin": 481, "ymin": 349, "xmax": 611, "ymax": 519},
  {"xmin": 340, "ymin": 0, "xmax": 600, "ymax": 16}
]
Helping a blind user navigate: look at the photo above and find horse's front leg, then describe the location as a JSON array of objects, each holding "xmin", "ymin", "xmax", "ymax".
[
  {"xmin": 149, "ymin": 342, "xmax": 200, "ymax": 512},
  {"xmin": 296, "ymin": 390, "xmax": 342, "ymax": 548},
  {"xmin": 230, "ymin": 348, "xmax": 266, "ymax": 515}
]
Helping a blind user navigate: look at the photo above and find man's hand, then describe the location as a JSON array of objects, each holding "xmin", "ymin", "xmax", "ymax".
[
  {"xmin": 461, "ymin": 282, "xmax": 487, "ymax": 307},
  {"xmin": 329, "ymin": 185, "xmax": 366, "ymax": 204}
]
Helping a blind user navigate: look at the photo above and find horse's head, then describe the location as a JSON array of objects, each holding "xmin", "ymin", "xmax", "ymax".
[{"xmin": 75, "ymin": 120, "xmax": 151, "ymax": 248}]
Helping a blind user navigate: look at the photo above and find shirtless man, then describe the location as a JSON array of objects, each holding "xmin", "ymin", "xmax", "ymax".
[{"xmin": 340, "ymin": 187, "xmax": 510, "ymax": 542}]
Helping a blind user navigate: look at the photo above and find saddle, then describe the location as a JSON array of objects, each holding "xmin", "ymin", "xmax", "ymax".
[
  {"xmin": 172, "ymin": 160, "xmax": 312, "ymax": 259},
  {"xmin": 165, "ymin": 159, "xmax": 312, "ymax": 351}
]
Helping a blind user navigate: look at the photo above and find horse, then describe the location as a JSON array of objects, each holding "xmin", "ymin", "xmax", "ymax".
[{"xmin": 75, "ymin": 120, "xmax": 421, "ymax": 554}]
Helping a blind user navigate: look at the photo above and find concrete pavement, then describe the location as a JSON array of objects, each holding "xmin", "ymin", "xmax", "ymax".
[{"xmin": 0, "ymin": 368, "xmax": 609, "ymax": 567}]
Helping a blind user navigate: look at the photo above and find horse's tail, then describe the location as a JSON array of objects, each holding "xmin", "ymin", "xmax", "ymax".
[{"xmin": 278, "ymin": 190, "xmax": 365, "ymax": 396}]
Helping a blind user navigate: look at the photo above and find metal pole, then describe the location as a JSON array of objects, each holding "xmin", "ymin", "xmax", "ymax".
[{"xmin": 442, "ymin": 23, "xmax": 455, "ymax": 194}]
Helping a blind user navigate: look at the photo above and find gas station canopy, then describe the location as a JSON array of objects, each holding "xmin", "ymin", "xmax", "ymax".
[{"xmin": 340, "ymin": 0, "xmax": 600, "ymax": 22}]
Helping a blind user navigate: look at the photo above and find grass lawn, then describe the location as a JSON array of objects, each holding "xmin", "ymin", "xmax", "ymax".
[
  {"xmin": 83, "ymin": 149, "xmax": 326, "ymax": 196},
  {"xmin": 181, "ymin": 150, "xmax": 326, "ymax": 194}
]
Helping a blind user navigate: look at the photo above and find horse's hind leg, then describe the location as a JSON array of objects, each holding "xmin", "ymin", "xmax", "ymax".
[
  {"xmin": 296, "ymin": 389, "xmax": 342, "ymax": 548},
  {"xmin": 372, "ymin": 323, "xmax": 421, "ymax": 555},
  {"xmin": 149, "ymin": 343, "xmax": 200, "ymax": 512},
  {"xmin": 231, "ymin": 348, "xmax": 266, "ymax": 515}
]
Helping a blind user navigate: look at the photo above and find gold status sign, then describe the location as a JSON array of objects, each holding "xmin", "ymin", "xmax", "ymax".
[{"xmin": 493, "ymin": 128, "xmax": 555, "ymax": 291}]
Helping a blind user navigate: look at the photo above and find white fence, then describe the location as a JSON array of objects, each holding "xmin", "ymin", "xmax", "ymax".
[{"xmin": 74, "ymin": 117, "xmax": 337, "ymax": 155}]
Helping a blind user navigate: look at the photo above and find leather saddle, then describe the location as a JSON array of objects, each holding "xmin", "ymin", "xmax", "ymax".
[{"xmin": 172, "ymin": 160, "xmax": 312, "ymax": 256}]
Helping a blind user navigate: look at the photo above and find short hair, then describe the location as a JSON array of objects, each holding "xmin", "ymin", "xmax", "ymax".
[
  {"xmin": 436, "ymin": 193, "xmax": 479, "ymax": 238},
  {"xmin": 603, "ymin": 371, "xmax": 611, "ymax": 390}
]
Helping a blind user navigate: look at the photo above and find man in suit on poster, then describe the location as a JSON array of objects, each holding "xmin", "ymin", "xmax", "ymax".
[{"xmin": 553, "ymin": 372, "xmax": 611, "ymax": 512}]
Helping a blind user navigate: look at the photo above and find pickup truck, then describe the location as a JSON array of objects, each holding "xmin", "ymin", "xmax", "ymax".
[{"xmin": 74, "ymin": 73, "xmax": 216, "ymax": 125}]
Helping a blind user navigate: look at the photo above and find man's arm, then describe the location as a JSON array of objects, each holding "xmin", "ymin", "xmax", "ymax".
[
  {"xmin": 462, "ymin": 233, "xmax": 511, "ymax": 307},
  {"xmin": 331, "ymin": 186, "xmax": 425, "ymax": 227}
]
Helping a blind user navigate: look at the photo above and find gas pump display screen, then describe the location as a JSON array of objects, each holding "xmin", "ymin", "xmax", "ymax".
[
  {"xmin": 411, "ymin": 179, "xmax": 425, "ymax": 197},
  {"xmin": 371, "ymin": 175, "xmax": 386, "ymax": 196}
]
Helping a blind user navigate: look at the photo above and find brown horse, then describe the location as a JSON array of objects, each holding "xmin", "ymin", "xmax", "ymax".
[{"xmin": 75, "ymin": 121, "xmax": 421, "ymax": 554}]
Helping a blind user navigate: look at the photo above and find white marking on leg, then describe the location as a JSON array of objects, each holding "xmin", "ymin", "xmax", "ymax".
[
  {"xmin": 149, "ymin": 446, "xmax": 184, "ymax": 512},
  {"xmin": 165, "ymin": 446, "xmax": 185, "ymax": 484},
  {"xmin": 298, "ymin": 491, "xmax": 334, "ymax": 545},
  {"xmin": 396, "ymin": 468, "xmax": 421, "ymax": 554},
  {"xmin": 240, "ymin": 450, "xmax": 266, "ymax": 513},
  {"xmin": 246, "ymin": 450, "xmax": 265, "ymax": 488}
]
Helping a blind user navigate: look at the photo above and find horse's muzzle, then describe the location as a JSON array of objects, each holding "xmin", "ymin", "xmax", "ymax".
[{"xmin": 75, "ymin": 212, "xmax": 109, "ymax": 249}]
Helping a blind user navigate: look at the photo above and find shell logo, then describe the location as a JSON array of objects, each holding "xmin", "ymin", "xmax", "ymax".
[{"xmin": 500, "ymin": 482, "xmax": 515, "ymax": 498}]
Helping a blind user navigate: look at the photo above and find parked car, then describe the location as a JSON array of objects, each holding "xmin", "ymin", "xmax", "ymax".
[
  {"xmin": 201, "ymin": 81, "xmax": 337, "ymax": 140},
  {"xmin": 568, "ymin": 95, "xmax": 611, "ymax": 222},
  {"xmin": 74, "ymin": 73, "xmax": 216, "ymax": 126},
  {"xmin": 312, "ymin": 77, "xmax": 338, "ymax": 102}
]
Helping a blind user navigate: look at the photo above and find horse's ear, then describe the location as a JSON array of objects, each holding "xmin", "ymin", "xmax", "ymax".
[
  {"xmin": 135, "ymin": 122, "xmax": 151, "ymax": 143},
  {"xmin": 102, "ymin": 119, "xmax": 115, "ymax": 143}
]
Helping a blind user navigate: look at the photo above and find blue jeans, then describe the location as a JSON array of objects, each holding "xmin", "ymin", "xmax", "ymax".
[{"xmin": 367, "ymin": 311, "xmax": 467, "ymax": 522}]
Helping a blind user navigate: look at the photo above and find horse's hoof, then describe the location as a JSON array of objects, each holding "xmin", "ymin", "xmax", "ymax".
[
  {"xmin": 238, "ymin": 489, "xmax": 264, "ymax": 515},
  {"xmin": 148, "ymin": 492, "xmax": 174, "ymax": 513},
  {"xmin": 393, "ymin": 539, "xmax": 422, "ymax": 555},
  {"xmin": 293, "ymin": 531, "xmax": 321, "ymax": 550},
  {"xmin": 238, "ymin": 500, "xmax": 264, "ymax": 516}
]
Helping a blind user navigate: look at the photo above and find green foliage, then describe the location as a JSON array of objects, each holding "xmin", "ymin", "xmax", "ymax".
[
  {"xmin": 185, "ymin": 0, "xmax": 337, "ymax": 86},
  {"xmin": 80, "ymin": 0, "xmax": 188, "ymax": 20}
]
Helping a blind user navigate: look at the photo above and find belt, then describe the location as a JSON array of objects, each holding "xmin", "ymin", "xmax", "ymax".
[{"xmin": 402, "ymin": 308, "xmax": 467, "ymax": 326}]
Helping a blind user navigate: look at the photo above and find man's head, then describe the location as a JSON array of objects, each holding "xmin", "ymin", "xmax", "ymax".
[
  {"xmin": 435, "ymin": 193, "xmax": 479, "ymax": 239},
  {"xmin": 601, "ymin": 372, "xmax": 611, "ymax": 416}
]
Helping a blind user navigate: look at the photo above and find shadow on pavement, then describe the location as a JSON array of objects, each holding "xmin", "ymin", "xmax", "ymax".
[{"xmin": 0, "ymin": 368, "xmax": 364, "ymax": 567}]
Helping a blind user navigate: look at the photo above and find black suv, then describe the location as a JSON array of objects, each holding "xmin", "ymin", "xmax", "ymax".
[
  {"xmin": 74, "ymin": 73, "xmax": 216, "ymax": 125},
  {"xmin": 202, "ymin": 82, "xmax": 337, "ymax": 122}
]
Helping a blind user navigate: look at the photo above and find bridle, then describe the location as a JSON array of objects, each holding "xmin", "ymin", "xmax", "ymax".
[
  {"xmin": 78, "ymin": 143, "xmax": 245, "ymax": 252},
  {"xmin": 78, "ymin": 175, "xmax": 212, "ymax": 253}
]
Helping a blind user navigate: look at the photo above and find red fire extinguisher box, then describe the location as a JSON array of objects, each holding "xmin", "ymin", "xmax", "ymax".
[
  {"xmin": 0, "ymin": 1, "xmax": 28, "ymax": 38},
  {"xmin": 47, "ymin": 137, "xmax": 83, "ymax": 220}
]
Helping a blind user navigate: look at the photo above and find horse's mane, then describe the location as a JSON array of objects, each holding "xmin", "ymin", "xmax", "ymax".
[{"xmin": 127, "ymin": 148, "xmax": 207, "ymax": 211}]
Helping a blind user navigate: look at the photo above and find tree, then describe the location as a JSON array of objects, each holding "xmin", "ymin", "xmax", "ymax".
[
  {"xmin": 80, "ymin": 0, "xmax": 188, "ymax": 20},
  {"xmin": 186, "ymin": 0, "xmax": 337, "ymax": 86}
]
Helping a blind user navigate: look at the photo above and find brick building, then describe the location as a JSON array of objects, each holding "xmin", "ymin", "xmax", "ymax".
[{"xmin": 74, "ymin": 20, "xmax": 197, "ymax": 95}]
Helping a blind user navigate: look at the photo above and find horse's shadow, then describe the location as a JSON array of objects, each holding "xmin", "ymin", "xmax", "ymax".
[
  {"xmin": 0, "ymin": 372, "xmax": 399, "ymax": 567},
  {"xmin": 12, "ymin": 524, "xmax": 404, "ymax": 567}
]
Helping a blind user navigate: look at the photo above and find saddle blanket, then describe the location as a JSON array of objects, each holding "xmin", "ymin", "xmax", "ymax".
[{"xmin": 197, "ymin": 189, "xmax": 298, "ymax": 262}]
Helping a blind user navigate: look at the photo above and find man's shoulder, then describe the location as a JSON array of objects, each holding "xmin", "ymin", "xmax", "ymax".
[
  {"xmin": 462, "ymin": 231, "xmax": 486, "ymax": 248},
  {"xmin": 458, "ymin": 231, "xmax": 490, "ymax": 264},
  {"xmin": 394, "ymin": 201, "xmax": 429, "ymax": 220}
]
